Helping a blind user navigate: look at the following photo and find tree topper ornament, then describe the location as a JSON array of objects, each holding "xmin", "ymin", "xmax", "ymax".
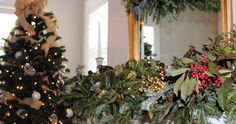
[{"xmin": 15, "ymin": 0, "xmax": 58, "ymax": 56}]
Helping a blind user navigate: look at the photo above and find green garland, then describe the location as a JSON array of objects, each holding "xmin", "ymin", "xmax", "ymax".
[
  {"xmin": 63, "ymin": 32, "xmax": 236, "ymax": 124},
  {"xmin": 122, "ymin": 0, "xmax": 220, "ymax": 23}
]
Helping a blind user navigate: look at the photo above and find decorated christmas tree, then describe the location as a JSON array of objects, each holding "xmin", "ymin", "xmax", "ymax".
[{"xmin": 0, "ymin": 0, "xmax": 73, "ymax": 123}]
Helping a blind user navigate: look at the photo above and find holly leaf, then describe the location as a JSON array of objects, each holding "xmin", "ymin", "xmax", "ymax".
[
  {"xmin": 206, "ymin": 53, "xmax": 216, "ymax": 61},
  {"xmin": 219, "ymin": 69, "xmax": 232, "ymax": 78},
  {"xmin": 182, "ymin": 58, "xmax": 194, "ymax": 64},
  {"xmin": 219, "ymin": 69, "xmax": 231, "ymax": 74},
  {"xmin": 208, "ymin": 61, "xmax": 219, "ymax": 75},
  {"xmin": 174, "ymin": 74, "xmax": 185, "ymax": 96},
  {"xmin": 180, "ymin": 77, "xmax": 197, "ymax": 101},
  {"xmin": 170, "ymin": 68, "xmax": 189, "ymax": 77},
  {"xmin": 205, "ymin": 71, "xmax": 214, "ymax": 77},
  {"xmin": 217, "ymin": 86, "xmax": 227, "ymax": 110}
]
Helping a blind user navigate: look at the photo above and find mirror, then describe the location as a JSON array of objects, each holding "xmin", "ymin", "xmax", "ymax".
[
  {"xmin": 126, "ymin": 0, "xmax": 236, "ymax": 67},
  {"xmin": 141, "ymin": 10, "xmax": 219, "ymax": 65}
]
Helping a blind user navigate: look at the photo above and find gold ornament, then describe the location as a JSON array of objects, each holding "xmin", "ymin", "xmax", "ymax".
[{"xmin": 127, "ymin": 71, "xmax": 137, "ymax": 79}]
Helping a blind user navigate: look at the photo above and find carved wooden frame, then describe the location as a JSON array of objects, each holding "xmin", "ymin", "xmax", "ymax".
[{"xmin": 128, "ymin": 0, "xmax": 234, "ymax": 59}]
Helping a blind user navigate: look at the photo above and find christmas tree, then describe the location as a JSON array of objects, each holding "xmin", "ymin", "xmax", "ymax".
[{"xmin": 0, "ymin": 0, "xmax": 73, "ymax": 123}]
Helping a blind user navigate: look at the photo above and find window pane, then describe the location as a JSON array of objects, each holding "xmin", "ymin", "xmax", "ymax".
[
  {"xmin": 0, "ymin": 13, "xmax": 17, "ymax": 55},
  {"xmin": 88, "ymin": 2, "xmax": 108, "ymax": 71}
]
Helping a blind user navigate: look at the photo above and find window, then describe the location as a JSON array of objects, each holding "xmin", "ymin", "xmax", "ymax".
[
  {"xmin": 143, "ymin": 26, "xmax": 155, "ymax": 52},
  {"xmin": 85, "ymin": 0, "xmax": 108, "ymax": 72},
  {"xmin": 142, "ymin": 25, "xmax": 160, "ymax": 60},
  {"xmin": 0, "ymin": 13, "xmax": 17, "ymax": 55}
]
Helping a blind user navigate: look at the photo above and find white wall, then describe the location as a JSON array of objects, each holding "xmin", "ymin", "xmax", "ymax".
[
  {"xmin": 159, "ymin": 10, "xmax": 218, "ymax": 65},
  {"xmin": 47, "ymin": 0, "xmax": 83, "ymax": 76},
  {"xmin": 0, "ymin": 0, "xmax": 15, "ymax": 13},
  {"xmin": 108, "ymin": 0, "xmax": 128, "ymax": 67}
]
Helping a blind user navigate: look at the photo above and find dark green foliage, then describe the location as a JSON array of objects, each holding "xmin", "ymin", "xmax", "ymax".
[
  {"xmin": 63, "ymin": 59, "xmax": 171, "ymax": 123},
  {"xmin": 123, "ymin": 0, "xmax": 220, "ymax": 23}
]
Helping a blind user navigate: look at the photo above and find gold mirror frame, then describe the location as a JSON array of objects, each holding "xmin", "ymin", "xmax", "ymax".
[{"xmin": 128, "ymin": 0, "xmax": 234, "ymax": 60}]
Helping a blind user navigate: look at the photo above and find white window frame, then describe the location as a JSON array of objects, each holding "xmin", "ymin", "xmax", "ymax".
[
  {"xmin": 0, "ymin": 0, "xmax": 16, "ymax": 55},
  {"xmin": 83, "ymin": 0, "xmax": 108, "ymax": 72}
]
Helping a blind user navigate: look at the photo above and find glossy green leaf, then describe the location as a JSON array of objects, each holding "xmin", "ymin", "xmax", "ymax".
[
  {"xmin": 205, "ymin": 71, "xmax": 214, "ymax": 77},
  {"xmin": 208, "ymin": 61, "xmax": 219, "ymax": 75},
  {"xmin": 170, "ymin": 68, "xmax": 189, "ymax": 77},
  {"xmin": 180, "ymin": 77, "xmax": 197, "ymax": 101},
  {"xmin": 219, "ymin": 69, "xmax": 232, "ymax": 74},
  {"xmin": 182, "ymin": 58, "xmax": 194, "ymax": 64},
  {"xmin": 206, "ymin": 53, "xmax": 216, "ymax": 61},
  {"xmin": 217, "ymin": 86, "xmax": 227, "ymax": 110},
  {"xmin": 174, "ymin": 74, "xmax": 185, "ymax": 96}
]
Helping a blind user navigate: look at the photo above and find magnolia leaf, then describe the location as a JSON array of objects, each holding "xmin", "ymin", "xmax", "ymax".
[
  {"xmin": 170, "ymin": 68, "xmax": 189, "ymax": 77},
  {"xmin": 187, "ymin": 79, "xmax": 197, "ymax": 97},
  {"xmin": 219, "ymin": 69, "xmax": 232, "ymax": 74},
  {"xmin": 205, "ymin": 71, "xmax": 214, "ymax": 77},
  {"xmin": 223, "ymin": 78, "xmax": 234, "ymax": 92},
  {"xmin": 227, "ymin": 61, "xmax": 232, "ymax": 68},
  {"xmin": 217, "ymin": 86, "xmax": 227, "ymax": 110},
  {"xmin": 174, "ymin": 74, "xmax": 185, "ymax": 96},
  {"xmin": 180, "ymin": 77, "xmax": 196, "ymax": 101},
  {"xmin": 208, "ymin": 61, "xmax": 219, "ymax": 75},
  {"xmin": 206, "ymin": 53, "xmax": 216, "ymax": 61},
  {"xmin": 182, "ymin": 58, "xmax": 194, "ymax": 64},
  {"xmin": 219, "ymin": 69, "xmax": 232, "ymax": 78}
]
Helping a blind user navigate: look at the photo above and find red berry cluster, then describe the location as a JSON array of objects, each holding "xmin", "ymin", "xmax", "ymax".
[
  {"xmin": 200, "ymin": 54, "xmax": 207, "ymax": 63},
  {"xmin": 214, "ymin": 75, "xmax": 222, "ymax": 88},
  {"xmin": 189, "ymin": 54, "xmax": 223, "ymax": 93},
  {"xmin": 190, "ymin": 63, "xmax": 210, "ymax": 91}
]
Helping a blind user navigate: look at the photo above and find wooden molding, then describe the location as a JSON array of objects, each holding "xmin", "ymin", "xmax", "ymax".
[
  {"xmin": 226, "ymin": 0, "xmax": 233, "ymax": 33},
  {"xmin": 220, "ymin": 0, "xmax": 233, "ymax": 41},
  {"xmin": 220, "ymin": 0, "xmax": 227, "ymax": 32},
  {"xmin": 127, "ymin": 11, "xmax": 140, "ymax": 60}
]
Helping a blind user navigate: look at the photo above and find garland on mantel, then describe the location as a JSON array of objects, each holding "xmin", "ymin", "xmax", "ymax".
[
  {"xmin": 63, "ymin": 32, "xmax": 236, "ymax": 124},
  {"xmin": 122, "ymin": 0, "xmax": 220, "ymax": 23}
]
